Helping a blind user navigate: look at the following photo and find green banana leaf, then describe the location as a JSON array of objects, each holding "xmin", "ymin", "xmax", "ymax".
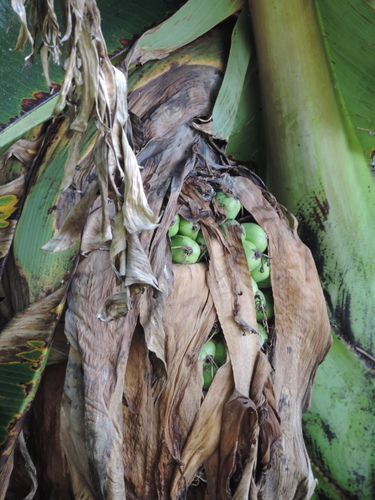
[
  {"xmin": 305, "ymin": 333, "xmax": 375, "ymax": 499},
  {"xmin": 244, "ymin": 0, "xmax": 375, "ymax": 498},
  {"xmin": 0, "ymin": 120, "xmax": 86, "ymax": 493},
  {"xmin": 225, "ymin": 49, "xmax": 263, "ymax": 164},
  {"xmin": 310, "ymin": 463, "xmax": 349, "ymax": 500},
  {"xmin": 0, "ymin": 289, "xmax": 65, "ymax": 489},
  {"xmin": 316, "ymin": 0, "xmax": 375, "ymax": 160},
  {"xmin": 248, "ymin": 0, "xmax": 375, "ymax": 356},
  {"xmin": 211, "ymin": 3, "xmax": 263, "ymax": 164},
  {"xmin": 133, "ymin": 0, "xmax": 243, "ymax": 60},
  {"xmin": 212, "ymin": 6, "xmax": 252, "ymax": 141},
  {"xmin": 0, "ymin": 0, "xmax": 63, "ymax": 131}
]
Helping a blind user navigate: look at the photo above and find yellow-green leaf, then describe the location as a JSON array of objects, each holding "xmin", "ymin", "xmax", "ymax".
[{"xmin": 0, "ymin": 195, "xmax": 18, "ymax": 228}]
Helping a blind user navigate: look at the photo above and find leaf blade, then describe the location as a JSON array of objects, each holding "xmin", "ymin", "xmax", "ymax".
[{"xmin": 212, "ymin": 5, "xmax": 253, "ymax": 140}]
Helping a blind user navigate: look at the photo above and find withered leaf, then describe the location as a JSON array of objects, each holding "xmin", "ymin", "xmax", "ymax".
[
  {"xmin": 42, "ymin": 182, "xmax": 99, "ymax": 253},
  {"xmin": 62, "ymin": 248, "xmax": 138, "ymax": 499}
]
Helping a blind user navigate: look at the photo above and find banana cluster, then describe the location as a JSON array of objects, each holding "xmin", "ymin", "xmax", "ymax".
[
  {"xmin": 199, "ymin": 337, "xmax": 226, "ymax": 390},
  {"xmin": 169, "ymin": 215, "xmax": 202, "ymax": 264},
  {"xmin": 168, "ymin": 190, "xmax": 275, "ymax": 391}
]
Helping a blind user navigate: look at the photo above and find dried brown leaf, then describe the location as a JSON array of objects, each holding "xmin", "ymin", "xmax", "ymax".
[
  {"xmin": 42, "ymin": 182, "xmax": 99, "ymax": 253},
  {"xmin": 62, "ymin": 247, "xmax": 138, "ymax": 498},
  {"xmin": 96, "ymin": 291, "xmax": 129, "ymax": 322},
  {"xmin": 109, "ymin": 211, "xmax": 127, "ymax": 264},
  {"xmin": 0, "ymin": 139, "xmax": 41, "ymax": 174},
  {"xmin": 79, "ymin": 196, "xmax": 113, "ymax": 255},
  {"xmin": 17, "ymin": 431, "xmax": 38, "ymax": 499},
  {"xmin": 218, "ymin": 390, "xmax": 258, "ymax": 500},
  {"xmin": 124, "ymin": 232, "xmax": 159, "ymax": 290},
  {"xmin": 123, "ymin": 264, "xmax": 217, "ymax": 499},
  {"xmin": 121, "ymin": 130, "xmax": 158, "ymax": 234},
  {"xmin": 128, "ymin": 43, "xmax": 225, "ymax": 142},
  {"xmin": 229, "ymin": 175, "xmax": 331, "ymax": 497},
  {"xmin": 92, "ymin": 134, "xmax": 113, "ymax": 243},
  {"xmin": 59, "ymin": 132, "xmax": 85, "ymax": 192},
  {"xmin": 158, "ymin": 264, "xmax": 216, "ymax": 449},
  {"xmin": 70, "ymin": 28, "xmax": 99, "ymax": 133},
  {"xmin": 204, "ymin": 225, "xmax": 260, "ymax": 396},
  {"xmin": 170, "ymin": 362, "xmax": 234, "ymax": 499},
  {"xmin": 122, "ymin": 325, "xmax": 158, "ymax": 500},
  {"xmin": 11, "ymin": 0, "xmax": 33, "ymax": 53}
]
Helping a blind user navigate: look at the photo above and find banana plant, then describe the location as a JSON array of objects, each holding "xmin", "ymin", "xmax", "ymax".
[
  {"xmin": 127, "ymin": 3, "xmax": 375, "ymax": 495},
  {"xmin": 0, "ymin": 0, "xmax": 374, "ymax": 498}
]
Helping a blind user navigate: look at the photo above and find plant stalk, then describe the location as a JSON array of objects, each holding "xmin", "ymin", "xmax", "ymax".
[
  {"xmin": 247, "ymin": 0, "xmax": 375, "ymax": 355},
  {"xmin": 247, "ymin": 0, "xmax": 375, "ymax": 496}
]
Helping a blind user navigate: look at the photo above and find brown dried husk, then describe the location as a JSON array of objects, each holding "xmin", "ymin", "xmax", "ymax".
[
  {"xmin": 49, "ymin": 166, "xmax": 331, "ymax": 499},
  {"xmin": 20, "ymin": 27, "xmax": 331, "ymax": 500},
  {"xmin": 123, "ymin": 171, "xmax": 331, "ymax": 500}
]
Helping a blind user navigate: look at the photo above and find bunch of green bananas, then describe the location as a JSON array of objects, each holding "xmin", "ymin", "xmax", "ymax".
[{"xmin": 173, "ymin": 189, "xmax": 276, "ymax": 391}]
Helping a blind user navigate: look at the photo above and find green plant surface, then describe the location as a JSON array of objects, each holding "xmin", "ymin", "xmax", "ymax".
[
  {"xmin": 0, "ymin": 0, "xmax": 63, "ymax": 129},
  {"xmin": 0, "ymin": 118, "xmax": 97, "ymax": 485},
  {"xmin": 0, "ymin": 338, "xmax": 50, "ymax": 448},
  {"xmin": 315, "ymin": 0, "xmax": 375, "ymax": 159},
  {"xmin": 0, "ymin": 98, "xmax": 57, "ymax": 155},
  {"xmin": 97, "ymin": 0, "xmax": 185, "ymax": 56},
  {"xmin": 247, "ymin": 0, "xmax": 375, "ymax": 496},
  {"xmin": 248, "ymin": 0, "xmax": 375, "ymax": 356},
  {"xmin": 135, "ymin": 0, "xmax": 243, "ymax": 54},
  {"xmin": 225, "ymin": 57, "xmax": 263, "ymax": 164},
  {"xmin": 0, "ymin": 289, "xmax": 66, "ymax": 490},
  {"xmin": 304, "ymin": 333, "xmax": 375, "ymax": 499},
  {"xmin": 212, "ymin": 5, "xmax": 252, "ymax": 141},
  {"xmin": 12, "ymin": 122, "xmax": 85, "ymax": 302},
  {"xmin": 310, "ymin": 463, "xmax": 351, "ymax": 500}
]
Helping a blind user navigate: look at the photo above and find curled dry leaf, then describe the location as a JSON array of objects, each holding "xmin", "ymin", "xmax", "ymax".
[
  {"xmin": 62, "ymin": 245, "xmax": 136, "ymax": 499},
  {"xmin": 123, "ymin": 263, "xmax": 218, "ymax": 499},
  {"xmin": 0, "ymin": 139, "xmax": 41, "ymax": 176},
  {"xmin": 124, "ymin": 232, "xmax": 160, "ymax": 290},
  {"xmin": 11, "ymin": 0, "xmax": 34, "ymax": 58},
  {"xmin": 41, "ymin": 182, "xmax": 99, "ymax": 253},
  {"xmin": 11, "ymin": 0, "xmax": 158, "ymax": 250},
  {"xmin": 97, "ymin": 292, "xmax": 129, "ymax": 322}
]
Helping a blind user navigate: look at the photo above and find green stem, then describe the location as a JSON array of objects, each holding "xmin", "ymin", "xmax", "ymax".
[
  {"xmin": 247, "ymin": 1, "xmax": 375, "ymax": 497},
  {"xmin": 248, "ymin": 0, "xmax": 375, "ymax": 356}
]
